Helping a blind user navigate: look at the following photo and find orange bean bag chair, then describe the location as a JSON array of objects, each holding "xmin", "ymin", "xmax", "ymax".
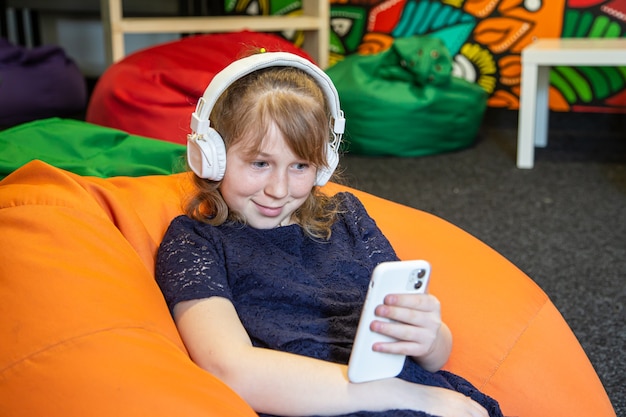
[{"xmin": 0, "ymin": 160, "xmax": 616, "ymax": 417}]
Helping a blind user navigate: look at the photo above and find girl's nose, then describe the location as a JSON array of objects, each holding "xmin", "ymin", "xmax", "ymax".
[{"xmin": 265, "ymin": 170, "xmax": 288, "ymax": 199}]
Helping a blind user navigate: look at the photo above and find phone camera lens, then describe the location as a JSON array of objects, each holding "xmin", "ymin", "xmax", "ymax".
[
  {"xmin": 414, "ymin": 281, "xmax": 423, "ymax": 290},
  {"xmin": 417, "ymin": 269, "xmax": 426, "ymax": 278}
]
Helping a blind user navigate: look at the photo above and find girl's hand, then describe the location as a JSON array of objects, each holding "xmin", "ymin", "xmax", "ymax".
[{"xmin": 370, "ymin": 293, "xmax": 452, "ymax": 371}]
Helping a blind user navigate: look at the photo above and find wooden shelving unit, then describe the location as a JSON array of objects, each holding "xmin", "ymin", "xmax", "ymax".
[{"xmin": 100, "ymin": 0, "xmax": 329, "ymax": 68}]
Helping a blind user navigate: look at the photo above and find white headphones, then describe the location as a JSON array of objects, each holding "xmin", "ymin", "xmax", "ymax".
[{"xmin": 187, "ymin": 52, "xmax": 346, "ymax": 186}]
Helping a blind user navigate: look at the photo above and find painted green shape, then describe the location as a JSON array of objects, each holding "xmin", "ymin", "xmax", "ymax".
[
  {"xmin": 561, "ymin": 10, "xmax": 578, "ymax": 37},
  {"xmin": 430, "ymin": 23, "xmax": 476, "ymax": 56},
  {"xmin": 589, "ymin": 15, "xmax": 610, "ymax": 37},
  {"xmin": 556, "ymin": 66, "xmax": 593, "ymax": 102},
  {"xmin": 604, "ymin": 22, "xmax": 622, "ymax": 38},
  {"xmin": 405, "ymin": 1, "xmax": 430, "ymax": 36},
  {"xmin": 574, "ymin": 12, "xmax": 595, "ymax": 37},
  {"xmin": 329, "ymin": 29, "xmax": 346, "ymax": 55},
  {"xmin": 270, "ymin": 0, "xmax": 301, "ymax": 15},
  {"xmin": 554, "ymin": 11, "xmax": 626, "ymax": 103},
  {"xmin": 550, "ymin": 69, "xmax": 577, "ymax": 103},
  {"xmin": 562, "ymin": 10, "xmax": 596, "ymax": 38},
  {"xmin": 578, "ymin": 67, "xmax": 610, "ymax": 99},
  {"xmin": 330, "ymin": 5, "xmax": 367, "ymax": 54},
  {"xmin": 561, "ymin": 9, "xmax": 595, "ymax": 38},
  {"xmin": 225, "ymin": 0, "xmax": 236, "ymax": 13},
  {"xmin": 415, "ymin": 1, "xmax": 442, "ymax": 34},
  {"xmin": 432, "ymin": 5, "xmax": 453, "ymax": 30},
  {"xmin": 328, "ymin": 32, "xmax": 347, "ymax": 56},
  {"xmin": 391, "ymin": 0, "xmax": 475, "ymax": 55},
  {"xmin": 393, "ymin": 1, "xmax": 417, "ymax": 36},
  {"xmin": 595, "ymin": 66, "xmax": 626, "ymax": 91},
  {"xmin": 393, "ymin": 0, "xmax": 473, "ymax": 37}
]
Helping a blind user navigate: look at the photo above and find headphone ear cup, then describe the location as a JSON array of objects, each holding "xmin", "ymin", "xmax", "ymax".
[
  {"xmin": 315, "ymin": 143, "xmax": 339, "ymax": 186},
  {"xmin": 187, "ymin": 128, "xmax": 227, "ymax": 181}
]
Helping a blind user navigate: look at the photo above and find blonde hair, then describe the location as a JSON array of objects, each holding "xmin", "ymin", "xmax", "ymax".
[{"xmin": 184, "ymin": 64, "xmax": 342, "ymax": 240}]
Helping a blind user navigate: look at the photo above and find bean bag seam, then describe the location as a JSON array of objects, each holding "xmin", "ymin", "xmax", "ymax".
[
  {"xmin": 0, "ymin": 188, "xmax": 140, "ymax": 233},
  {"xmin": 0, "ymin": 200, "xmax": 104, "ymax": 213},
  {"xmin": 481, "ymin": 296, "xmax": 550, "ymax": 388},
  {"xmin": 0, "ymin": 324, "xmax": 182, "ymax": 376},
  {"xmin": 0, "ymin": 201, "xmax": 131, "ymax": 250}
]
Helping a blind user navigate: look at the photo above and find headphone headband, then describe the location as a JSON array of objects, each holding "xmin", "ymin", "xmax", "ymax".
[
  {"xmin": 187, "ymin": 52, "xmax": 345, "ymax": 186},
  {"xmin": 190, "ymin": 52, "xmax": 345, "ymax": 137}
]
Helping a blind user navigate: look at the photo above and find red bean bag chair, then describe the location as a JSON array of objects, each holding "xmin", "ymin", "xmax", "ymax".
[
  {"xmin": 0, "ymin": 160, "xmax": 616, "ymax": 417},
  {"xmin": 86, "ymin": 31, "xmax": 313, "ymax": 145}
]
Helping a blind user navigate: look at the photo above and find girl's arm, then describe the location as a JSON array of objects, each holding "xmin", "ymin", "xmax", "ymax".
[{"xmin": 174, "ymin": 296, "xmax": 487, "ymax": 417}]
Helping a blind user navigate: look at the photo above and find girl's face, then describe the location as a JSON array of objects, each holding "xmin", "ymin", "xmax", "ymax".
[{"xmin": 220, "ymin": 123, "xmax": 317, "ymax": 229}]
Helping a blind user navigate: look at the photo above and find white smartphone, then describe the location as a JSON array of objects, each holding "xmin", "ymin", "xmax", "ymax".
[{"xmin": 347, "ymin": 259, "xmax": 431, "ymax": 383}]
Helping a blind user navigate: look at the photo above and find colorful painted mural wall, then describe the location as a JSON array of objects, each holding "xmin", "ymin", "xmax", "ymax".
[{"xmin": 227, "ymin": 0, "xmax": 626, "ymax": 113}]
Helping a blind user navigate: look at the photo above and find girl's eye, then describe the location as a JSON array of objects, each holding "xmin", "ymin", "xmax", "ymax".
[
  {"xmin": 294, "ymin": 163, "xmax": 310, "ymax": 170},
  {"xmin": 252, "ymin": 161, "xmax": 269, "ymax": 168}
]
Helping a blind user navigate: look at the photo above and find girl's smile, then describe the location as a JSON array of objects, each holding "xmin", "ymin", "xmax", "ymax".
[{"xmin": 254, "ymin": 202, "xmax": 284, "ymax": 218}]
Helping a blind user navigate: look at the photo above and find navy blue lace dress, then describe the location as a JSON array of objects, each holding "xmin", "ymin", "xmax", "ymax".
[{"xmin": 156, "ymin": 192, "xmax": 503, "ymax": 417}]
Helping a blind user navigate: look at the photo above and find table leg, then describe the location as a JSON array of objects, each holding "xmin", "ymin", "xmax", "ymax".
[
  {"xmin": 517, "ymin": 61, "xmax": 538, "ymax": 168},
  {"xmin": 534, "ymin": 65, "xmax": 550, "ymax": 148}
]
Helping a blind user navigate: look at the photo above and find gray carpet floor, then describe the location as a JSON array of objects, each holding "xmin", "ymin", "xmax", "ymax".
[{"xmin": 340, "ymin": 109, "xmax": 625, "ymax": 416}]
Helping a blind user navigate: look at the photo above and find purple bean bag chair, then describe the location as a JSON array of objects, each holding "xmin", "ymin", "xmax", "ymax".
[{"xmin": 0, "ymin": 38, "xmax": 87, "ymax": 127}]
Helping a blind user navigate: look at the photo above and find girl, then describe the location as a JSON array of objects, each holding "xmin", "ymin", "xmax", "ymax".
[{"xmin": 156, "ymin": 51, "xmax": 502, "ymax": 417}]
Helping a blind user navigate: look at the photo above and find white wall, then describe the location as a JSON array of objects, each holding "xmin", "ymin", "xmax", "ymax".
[
  {"xmin": 4, "ymin": 1, "xmax": 181, "ymax": 77},
  {"xmin": 41, "ymin": 14, "xmax": 179, "ymax": 77}
]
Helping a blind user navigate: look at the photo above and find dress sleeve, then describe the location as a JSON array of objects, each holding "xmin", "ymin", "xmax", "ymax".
[{"xmin": 155, "ymin": 216, "xmax": 231, "ymax": 312}]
